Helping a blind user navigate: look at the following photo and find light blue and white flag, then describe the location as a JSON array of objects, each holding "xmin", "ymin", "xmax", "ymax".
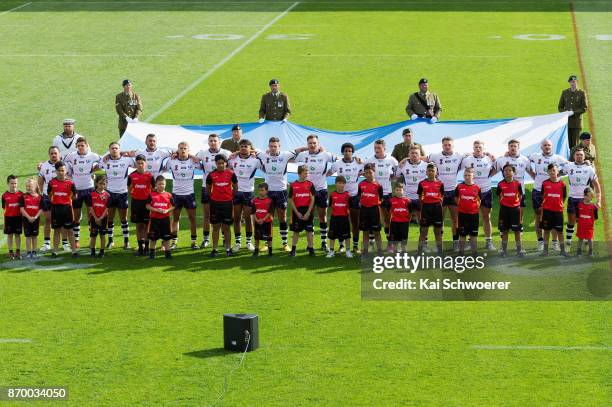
[{"xmin": 120, "ymin": 112, "xmax": 570, "ymax": 184}]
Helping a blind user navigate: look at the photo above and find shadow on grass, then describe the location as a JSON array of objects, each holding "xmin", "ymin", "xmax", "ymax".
[{"xmin": 184, "ymin": 347, "xmax": 230, "ymax": 359}]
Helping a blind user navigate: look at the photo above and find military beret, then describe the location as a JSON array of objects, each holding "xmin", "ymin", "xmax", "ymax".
[
  {"xmin": 122, "ymin": 79, "xmax": 132, "ymax": 86},
  {"xmin": 418, "ymin": 78, "xmax": 428, "ymax": 84},
  {"xmin": 579, "ymin": 132, "xmax": 591, "ymax": 140},
  {"xmin": 269, "ymin": 79, "xmax": 279, "ymax": 85},
  {"xmin": 63, "ymin": 118, "xmax": 75, "ymax": 125},
  {"xmin": 568, "ymin": 75, "xmax": 577, "ymax": 82},
  {"xmin": 231, "ymin": 124, "xmax": 241, "ymax": 131},
  {"xmin": 402, "ymin": 128, "xmax": 413, "ymax": 135}
]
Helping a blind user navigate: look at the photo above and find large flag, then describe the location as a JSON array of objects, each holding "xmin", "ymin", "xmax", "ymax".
[{"xmin": 120, "ymin": 112, "xmax": 570, "ymax": 184}]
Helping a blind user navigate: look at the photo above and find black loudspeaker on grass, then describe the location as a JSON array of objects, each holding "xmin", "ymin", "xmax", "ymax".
[{"xmin": 224, "ymin": 314, "xmax": 259, "ymax": 352}]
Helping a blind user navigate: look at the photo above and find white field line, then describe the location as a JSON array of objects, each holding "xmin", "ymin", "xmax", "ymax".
[
  {"xmin": 471, "ymin": 345, "xmax": 612, "ymax": 351},
  {"xmin": 0, "ymin": 338, "xmax": 32, "ymax": 343},
  {"xmin": 145, "ymin": 1, "xmax": 300, "ymax": 122},
  {"xmin": 0, "ymin": 2, "xmax": 32, "ymax": 16}
]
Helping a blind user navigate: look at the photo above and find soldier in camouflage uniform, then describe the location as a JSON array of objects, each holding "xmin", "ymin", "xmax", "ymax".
[
  {"xmin": 115, "ymin": 79, "xmax": 142, "ymax": 137},
  {"xmin": 558, "ymin": 75, "xmax": 588, "ymax": 147},
  {"xmin": 570, "ymin": 132, "xmax": 596, "ymax": 163},
  {"xmin": 406, "ymin": 78, "xmax": 442, "ymax": 124},
  {"xmin": 391, "ymin": 128, "xmax": 425, "ymax": 162},
  {"xmin": 258, "ymin": 79, "xmax": 291, "ymax": 122}
]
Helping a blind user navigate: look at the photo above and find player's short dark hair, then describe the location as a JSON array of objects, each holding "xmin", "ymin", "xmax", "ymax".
[
  {"xmin": 441, "ymin": 137, "xmax": 453, "ymax": 143},
  {"xmin": 258, "ymin": 182, "xmax": 269, "ymax": 190},
  {"xmin": 297, "ymin": 165, "xmax": 308, "ymax": 175},
  {"xmin": 55, "ymin": 161, "xmax": 66, "ymax": 170},
  {"xmin": 135, "ymin": 154, "xmax": 146, "ymax": 162},
  {"xmin": 48, "ymin": 145, "xmax": 59, "ymax": 153},
  {"xmin": 508, "ymin": 139, "xmax": 520, "ymax": 145},
  {"xmin": 215, "ymin": 154, "xmax": 227, "ymax": 163},
  {"xmin": 307, "ymin": 134, "xmax": 318, "ymax": 141},
  {"xmin": 238, "ymin": 139, "xmax": 252, "ymax": 147},
  {"xmin": 6, "ymin": 174, "xmax": 17, "ymax": 183},
  {"xmin": 502, "ymin": 164, "xmax": 516, "ymax": 173},
  {"xmin": 145, "ymin": 133, "xmax": 156, "ymax": 140},
  {"xmin": 94, "ymin": 174, "xmax": 107, "ymax": 185},
  {"xmin": 208, "ymin": 133, "xmax": 219, "ymax": 139},
  {"xmin": 108, "ymin": 141, "xmax": 119, "ymax": 149},
  {"xmin": 573, "ymin": 147, "xmax": 585, "ymax": 154},
  {"xmin": 584, "ymin": 187, "xmax": 594, "ymax": 196},
  {"xmin": 76, "ymin": 137, "xmax": 88, "ymax": 145},
  {"xmin": 426, "ymin": 163, "xmax": 436, "ymax": 171},
  {"xmin": 547, "ymin": 163, "xmax": 558, "ymax": 170},
  {"xmin": 155, "ymin": 175, "xmax": 166, "ymax": 183},
  {"xmin": 374, "ymin": 139, "xmax": 386, "ymax": 147},
  {"xmin": 335, "ymin": 175, "xmax": 346, "ymax": 184},
  {"xmin": 341, "ymin": 143, "xmax": 355, "ymax": 153},
  {"xmin": 363, "ymin": 163, "xmax": 375, "ymax": 172},
  {"xmin": 268, "ymin": 137, "xmax": 280, "ymax": 143}
]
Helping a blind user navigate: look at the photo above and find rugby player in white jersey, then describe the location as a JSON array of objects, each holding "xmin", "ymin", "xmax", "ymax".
[
  {"xmin": 228, "ymin": 139, "xmax": 261, "ymax": 251},
  {"xmin": 195, "ymin": 134, "xmax": 231, "ymax": 248},
  {"xmin": 427, "ymin": 137, "xmax": 464, "ymax": 250},
  {"xmin": 327, "ymin": 142, "xmax": 363, "ymax": 253},
  {"xmin": 163, "ymin": 142, "xmax": 200, "ymax": 250},
  {"xmin": 460, "ymin": 140, "xmax": 496, "ymax": 250},
  {"xmin": 37, "ymin": 146, "xmax": 62, "ymax": 251},
  {"xmin": 528, "ymin": 139, "xmax": 569, "ymax": 251},
  {"xmin": 295, "ymin": 135, "xmax": 337, "ymax": 251},
  {"xmin": 64, "ymin": 137, "xmax": 100, "ymax": 248},
  {"xmin": 397, "ymin": 144, "xmax": 428, "ymax": 225},
  {"xmin": 135, "ymin": 133, "xmax": 172, "ymax": 178},
  {"xmin": 101, "ymin": 142, "xmax": 135, "ymax": 249},
  {"xmin": 257, "ymin": 137, "xmax": 306, "ymax": 251},
  {"xmin": 364, "ymin": 139, "xmax": 399, "ymax": 242},
  {"xmin": 52, "ymin": 119, "xmax": 83, "ymax": 159},
  {"xmin": 563, "ymin": 147, "xmax": 601, "ymax": 251}
]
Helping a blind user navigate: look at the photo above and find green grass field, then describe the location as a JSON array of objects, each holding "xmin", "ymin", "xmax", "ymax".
[{"xmin": 1, "ymin": 1, "xmax": 610, "ymax": 405}]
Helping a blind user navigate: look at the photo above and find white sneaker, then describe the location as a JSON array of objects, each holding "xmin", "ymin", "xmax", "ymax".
[
  {"xmin": 453, "ymin": 240, "xmax": 460, "ymax": 252},
  {"xmin": 201, "ymin": 240, "xmax": 210, "ymax": 249},
  {"xmin": 326, "ymin": 251, "xmax": 335, "ymax": 258},
  {"xmin": 345, "ymin": 251, "xmax": 353, "ymax": 258},
  {"xmin": 339, "ymin": 245, "xmax": 346, "ymax": 253},
  {"xmin": 537, "ymin": 240, "xmax": 544, "ymax": 252},
  {"xmin": 170, "ymin": 242, "xmax": 177, "ymax": 250},
  {"xmin": 485, "ymin": 240, "xmax": 496, "ymax": 250},
  {"xmin": 62, "ymin": 243, "xmax": 70, "ymax": 252},
  {"xmin": 246, "ymin": 242, "xmax": 255, "ymax": 251},
  {"xmin": 422, "ymin": 242, "xmax": 431, "ymax": 253},
  {"xmin": 234, "ymin": 243, "xmax": 242, "ymax": 251},
  {"xmin": 40, "ymin": 244, "xmax": 50, "ymax": 253},
  {"xmin": 552, "ymin": 240, "xmax": 560, "ymax": 252}
]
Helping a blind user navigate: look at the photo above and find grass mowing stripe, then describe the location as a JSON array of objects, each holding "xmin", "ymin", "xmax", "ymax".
[
  {"xmin": 0, "ymin": 338, "xmax": 32, "ymax": 343},
  {"xmin": 145, "ymin": 1, "xmax": 301, "ymax": 122},
  {"xmin": 471, "ymin": 345, "xmax": 612, "ymax": 351},
  {"xmin": 0, "ymin": 2, "xmax": 31, "ymax": 16}
]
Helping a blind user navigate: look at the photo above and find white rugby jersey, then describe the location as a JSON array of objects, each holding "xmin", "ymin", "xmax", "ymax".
[
  {"xmin": 257, "ymin": 150, "xmax": 296, "ymax": 191},
  {"xmin": 329, "ymin": 158, "xmax": 363, "ymax": 196},
  {"xmin": 295, "ymin": 150, "xmax": 337, "ymax": 191},
  {"xmin": 163, "ymin": 157, "xmax": 198, "ymax": 195},
  {"xmin": 396, "ymin": 160, "xmax": 428, "ymax": 200},
  {"xmin": 428, "ymin": 152, "xmax": 463, "ymax": 191},
  {"xmin": 135, "ymin": 148, "xmax": 172, "ymax": 178},
  {"xmin": 494, "ymin": 154, "xmax": 531, "ymax": 187},
  {"xmin": 364, "ymin": 154, "xmax": 398, "ymax": 195},
  {"xmin": 563, "ymin": 162, "xmax": 597, "ymax": 199},
  {"xmin": 65, "ymin": 151, "xmax": 100, "ymax": 190},
  {"xmin": 101, "ymin": 156, "xmax": 135, "ymax": 194},
  {"xmin": 196, "ymin": 148, "xmax": 231, "ymax": 176},
  {"xmin": 52, "ymin": 132, "xmax": 83, "ymax": 159},
  {"xmin": 528, "ymin": 152, "xmax": 568, "ymax": 191},
  {"xmin": 229, "ymin": 155, "xmax": 262, "ymax": 192},
  {"xmin": 460, "ymin": 155, "xmax": 494, "ymax": 193},
  {"xmin": 38, "ymin": 160, "xmax": 58, "ymax": 196}
]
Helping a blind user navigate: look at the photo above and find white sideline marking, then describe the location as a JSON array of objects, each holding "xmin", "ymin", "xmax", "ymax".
[
  {"xmin": 0, "ymin": 54, "xmax": 168, "ymax": 57},
  {"xmin": 145, "ymin": 1, "xmax": 300, "ymax": 122},
  {"xmin": 0, "ymin": 258, "xmax": 95, "ymax": 271},
  {"xmin": 0, "ymin": 2, "xmax": 32, "ymax": 16},
  {"xmin": 0, "ymin": 338, "xmax": 32, "ymax": 343},
  {"xmin": 593, "ymin": 34, "xmax": 612, "ymax": 41},
  {"xmin": 471, "ymin": 345, "xmax": 612, "ymax": 351}
]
